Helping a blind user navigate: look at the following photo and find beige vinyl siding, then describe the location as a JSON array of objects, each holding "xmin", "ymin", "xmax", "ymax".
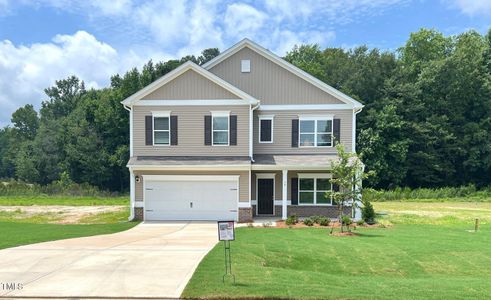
[
  {"xmin": 142, "ymin": 69, "xmax": 240, "ymax": 100},
  {"xmin": 209, "ymin": 47, "xmax": 345, "ymax": 105},
  {"xmin": 133, "ymin": 105, "xmax": 249, "ymax": 156},
  {"xmin": 253, "ymin": 109, "xmax": 353, "ymax": 154},
  {"xmin": 134, "ymin": 170, "xmax": 249, "ymax": 203},
  {"xmin": 251, "ymin": 171, "xmax": 282, "ymax": 201}
]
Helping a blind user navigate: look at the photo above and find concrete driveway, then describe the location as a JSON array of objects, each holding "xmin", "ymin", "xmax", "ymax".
[{"xmin": 0, "ymin": 222, "xmax": 218, "ymax": 298}]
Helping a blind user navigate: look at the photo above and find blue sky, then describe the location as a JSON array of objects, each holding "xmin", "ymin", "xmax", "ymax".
[{"xmin": 0, "ymin": 0, "xmax": 490, "ymax": 126}]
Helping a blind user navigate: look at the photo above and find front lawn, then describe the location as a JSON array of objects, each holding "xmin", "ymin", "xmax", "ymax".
[
  {"xmin": 0, "ymin": 221, "xmax": 138, "ymax": 250},
  {"xmin": 184, "ymin": 225, "xmax": 491, "ymax": 299}
]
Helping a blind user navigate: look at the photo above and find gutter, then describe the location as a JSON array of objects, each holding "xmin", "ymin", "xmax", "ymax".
[{"xmin": 249, "ymin": 101, "xmax": 260, "ymax": 162}]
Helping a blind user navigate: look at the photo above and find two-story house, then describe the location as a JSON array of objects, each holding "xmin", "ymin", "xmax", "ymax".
[{"xmin": 121, "ymin": 39, "xmax": 364, "ymax": 223}]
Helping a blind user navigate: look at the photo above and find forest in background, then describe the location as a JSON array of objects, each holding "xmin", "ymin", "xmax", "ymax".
[{"xmin": 0, "ymin": 28, "xmax": 490, "ymax": 192}]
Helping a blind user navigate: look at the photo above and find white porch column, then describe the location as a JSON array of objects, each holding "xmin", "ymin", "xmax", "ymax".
[
  {"xmin": 282, "ymin": 169, "xmax": 288, "ymax": 220},
  {"xmin": 129, "ymin": 170, "xmax": 135, "ymax": 221}
]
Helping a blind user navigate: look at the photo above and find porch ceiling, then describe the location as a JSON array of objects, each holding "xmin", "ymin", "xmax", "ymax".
[{"xmin": 252, "ymin": 154, "xmax": 338, "ymax": 170}]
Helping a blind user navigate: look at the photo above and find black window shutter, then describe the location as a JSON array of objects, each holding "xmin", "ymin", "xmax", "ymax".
[
  {"xmin": 333, "ymin": 118, "xmax": 341, "ymax": 145},
  {"xmin": 291, "ymin": 119, "xmax": 299, "ymax": 147},
  {"xmin": 291, "ymin": 178, "xmax": 298, "ymax": 205},
  {"xmin": 204, "ymin": 115, "xmax": 212, "ymax": 145},
  {"xmin": 170, "ymin": 116, "xmax": 178, "ymax": 145},
  {"xmin": 260, "ymin": 119, "xmax": 272, "ymax": 142},
  {"xmin": 145, "ymin": 116, "xmax": 153, "ymax": 145},
  {"xmin": 230, "ymin": 115, "xmax": 237, "ymax": 146}
]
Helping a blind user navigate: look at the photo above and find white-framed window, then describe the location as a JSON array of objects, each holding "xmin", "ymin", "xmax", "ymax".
[
  {"xmin": 298, "ymin": 174, "xmax": 333, "ymax": 205},
  {"xmin": 299, "ymin": 116, "xmax": 333, "ymax": 147},
  {"xmin": 152, "ymin": 111, "xmax": 170, "ymax": 146},
  {"xmin": 259, "ymin": 115, "xmax": 274, "ymax": 143},
  {"xmin": 211, "ymin": 111, "xmax": 230, "ymax": 146}
]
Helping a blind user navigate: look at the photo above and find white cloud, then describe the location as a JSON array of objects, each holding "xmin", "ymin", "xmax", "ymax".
[
  {"xmin": 224, "ymin": 3, "xmax": 268, "ymax": 38},
  {"xmin": 0, "ymin": 0, "xmax": 412, "ymax": 125},
  {"xmin": 446, "ymin": 0, "xmax": 491, "ymax": 16},
  {"xmin": 0, "ymin": 31, "xmax": 165, "ymax": 126}
]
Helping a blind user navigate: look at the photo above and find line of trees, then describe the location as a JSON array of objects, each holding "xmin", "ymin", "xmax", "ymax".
[{"xmin": 0, "ymin": 29, "xmax": 490, "ymax": 191}]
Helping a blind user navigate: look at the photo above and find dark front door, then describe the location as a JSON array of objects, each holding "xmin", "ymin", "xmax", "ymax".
[{"xmin": 257, "ymin": 178, "xmax": 274, "ymax": 215}]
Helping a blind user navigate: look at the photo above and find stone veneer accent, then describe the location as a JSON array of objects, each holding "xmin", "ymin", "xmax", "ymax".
[
  {"xmin": 252, "ymin": 205, "xmax": 352, "ymax": 218},
  {"xmin": 134, "ymin": 207, "xmax": 143, "ymax": 221},
  {"xmin": 238, "ymin": 207, "xmax": 253, "ymax": 223}
]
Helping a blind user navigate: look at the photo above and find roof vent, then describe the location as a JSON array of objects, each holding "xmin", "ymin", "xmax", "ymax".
[{"xmin": 241, "ymin": 59, "xmax": 250, "ymax": 73}]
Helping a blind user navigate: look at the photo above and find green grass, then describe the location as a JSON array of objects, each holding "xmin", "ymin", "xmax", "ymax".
[
  {"xmin": 373, "ymin": 202, "xmax": 491, "ymax": 225},
  {"xmin": 183, "ymin": 225, "xmax": 491, "ymax": 300},
  {"xmin": 0, "ymin": 221, "xmax": 138, "ymax": 250},
  {"xmin": 0, "ymin": 195, "xmax": 129, "ymax": 206}
]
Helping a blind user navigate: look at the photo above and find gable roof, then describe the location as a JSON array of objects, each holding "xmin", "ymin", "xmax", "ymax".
[
  {"xmin": 203, "ymin": 38, "xmax": 364, "ymax": 109},
  {"xmin": 121, "ymin": 61, "xmax": 259, "ymax": 106}
]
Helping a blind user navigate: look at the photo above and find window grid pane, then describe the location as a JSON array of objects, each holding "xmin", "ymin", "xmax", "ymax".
[
  {"xmin": 260, "ymin": 119, "xmax": 272, "ymax": 142},
  {"xmin": 213, "ymin": 131, "xmax": 228, "ymax": 145},
  {"xmin": 154, "ymin": 131, "xmax": 169, "ymax": 145},
  {"xmin": 213, "ymin": 116, "xmax": 228, "ymax": 130},
  {"xmin": 299, "ymin": 192, "xmax": 314, "ymax": 204},
  {"xmin": 154, "ymin": 117, "xmax": 169, "ymax": 130}
]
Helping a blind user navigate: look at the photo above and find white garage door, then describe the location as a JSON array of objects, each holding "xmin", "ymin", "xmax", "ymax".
[{"xmin": 144, "ymin": 175, "xmax": 239, "ymax": 221}]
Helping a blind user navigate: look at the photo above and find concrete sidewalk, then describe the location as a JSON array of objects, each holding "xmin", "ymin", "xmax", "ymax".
[{"xmin": 0, "ymin": 221, "xmax": 218, "ymax": 298}]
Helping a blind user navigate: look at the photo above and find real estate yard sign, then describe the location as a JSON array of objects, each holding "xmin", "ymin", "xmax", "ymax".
[
  {"xmin": 218, "ymin": 221, "xmax": 235, "ymax": 241},
  {"xmin": 218, "ymin": 221, "xmax": 235, "ymax": 284}
]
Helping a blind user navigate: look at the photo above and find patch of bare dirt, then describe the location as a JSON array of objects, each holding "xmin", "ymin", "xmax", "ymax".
[
  {"xmin": 330, "ymin": 231, "xmax": 360, "ymax": 237},
  {"xmin": 275, "ymin": 220, "xmax": 380, "ymax": 229},
  {"xmin": 0, "ymin": 205, "xmax": 126, "ymax": 224}
]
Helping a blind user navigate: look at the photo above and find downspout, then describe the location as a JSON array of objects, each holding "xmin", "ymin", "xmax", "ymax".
[
  {"xmin": 123, "ymin": 104, "xmax": 135, "ymax": 221},
  {"xmin": 353, "ymin": 107, "xmax": 363, "ymax": 153},
  {"xmin": 352, "ymin": 106, "xmax": 363, "ymax": 220},
  {"xmin": 249, "ymin": 101, "xmax": 260, "ymax": 211}
]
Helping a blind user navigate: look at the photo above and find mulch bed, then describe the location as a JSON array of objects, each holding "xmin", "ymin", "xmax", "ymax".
[{"xmin": 275, "ymin": 220, "xmax": 378, "ymax": 229}]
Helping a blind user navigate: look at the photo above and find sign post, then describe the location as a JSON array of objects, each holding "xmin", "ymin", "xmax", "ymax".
[{"xmin": 218, "ymin": 221, "xmax": 235, "ymax": 284}]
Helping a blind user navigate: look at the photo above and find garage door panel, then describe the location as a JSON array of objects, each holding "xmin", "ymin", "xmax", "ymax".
[{"xmin": 144, "ymin": 177, "xmax": 238, "ymax": 221}]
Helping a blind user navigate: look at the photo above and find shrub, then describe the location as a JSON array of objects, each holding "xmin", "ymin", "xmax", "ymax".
[
  {"xmin": 356, "ymin": 219, "xmax": 365, "ymax": 226},
  {"xmin": 311, "ymin": 215, "xmax": 321, "ymax": 224},
  {"xmin": 285, "ymin": 215, "xmax": 298, "ymax": 225},
  {"xmin": 303, "ymin": 218, "xmax": 314, "ymax": 226},
  {"xmin": 341, "ymin": 215, "xmax": 353, "ymax": 226},
  {"xmin": 318, "ymin": 217, "xmax": 330, "ymax": 226},
  {"xmin": 362, "ymin": 200, "xmax": 376, "ymax": 224}
]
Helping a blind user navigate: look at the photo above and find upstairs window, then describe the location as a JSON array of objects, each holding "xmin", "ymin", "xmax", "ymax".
[
  {"xmin": 299, "ymin": 117, "xmax": 333, "ymax": 147},
  {"xmin": 153, "ymin": 112, "xmax": 170, "ymax": 146},
  {"xmin": 259, "ymin": 115, "xmax": 273, "ymax": 143},
  {"xmin": 212, "ymin": 112, "xmax": 229, "ymax": 146}
]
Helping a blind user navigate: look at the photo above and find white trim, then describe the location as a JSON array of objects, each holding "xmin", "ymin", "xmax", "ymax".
[
  {"xmin": 134, "ymin": 99, "xmax": 251, "ymax": 106},
  {"xmin": 129, "ymin": 165, "xmax": 250, "ymax": 171},
  {"xmin": 251, "ymin": 165, "xmax": 332, "ymax": 171},
  {"xmin": 298, "ymin": 114, "xmax": 334, "ymax": 119},
  {"xmin": 298, "ymin": 173, "xmax": 332, "ymax": 178},
  {"xmin": 252, "ymin": 200, "xmax": 292, "ymax": 206},
  {"xmin": 210, "ymin": 111, "xmax": 230, "ymax": 116},
  {"xmin": 211, "ymin": 113, "xmax": 230, "ymax": 146},
  {"xmin": 202, "ymin": 39, "xmax": 364, "ymax": 108},
  {"xmin": 256, "ymin": 174, "xmax": 275, "ymax": 215},
  {"xmin": 259, "ymin": 104, "xmax": 354, "ymax": 110},
  {"xmin": 121, "ymin": 61, "xmax": 259, "ymax": 106},
  {"xmin": 152, "ymin": 115, "xmax": 170, "ymax": 146},
  {"xmin": 129, "ymin": 108, "xmax": 133, "ymax": 157},
  {"xmin": 143, "ymin": 175, "xmax": 239, "ymax": 181},
  {"xmin": 151, "ymin": 111, "xmax": 171, "ymax": 117},
  {"xmin": 299, "ymin": 117, "xmax": 334, "ymax": 148},
  {"xmin": 258, "ymin": 115, "xmax": 274, "ymax": 144},
  {"xmin": 281, "ymin": 169, "xmax": 287, "ymax": 220},
  {"xmin": 238, "ymin": 202, "xmax": 251, "ymax": 208},
  {"xmin": 353, "ymin": 107, "xmax": 363, "ymax": 153},
  {"xmin": 129, "ymin": 170, "xmax": 135, "ymax": 221},
  {"xmin": 255, "ymin": 173, "xmax": 276, "ymax": 179}
]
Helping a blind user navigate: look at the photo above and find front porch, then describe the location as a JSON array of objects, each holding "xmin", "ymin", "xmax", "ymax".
[{"xmin": 250, "ymin": 154, "xmax": 356, "ymax": 221}]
